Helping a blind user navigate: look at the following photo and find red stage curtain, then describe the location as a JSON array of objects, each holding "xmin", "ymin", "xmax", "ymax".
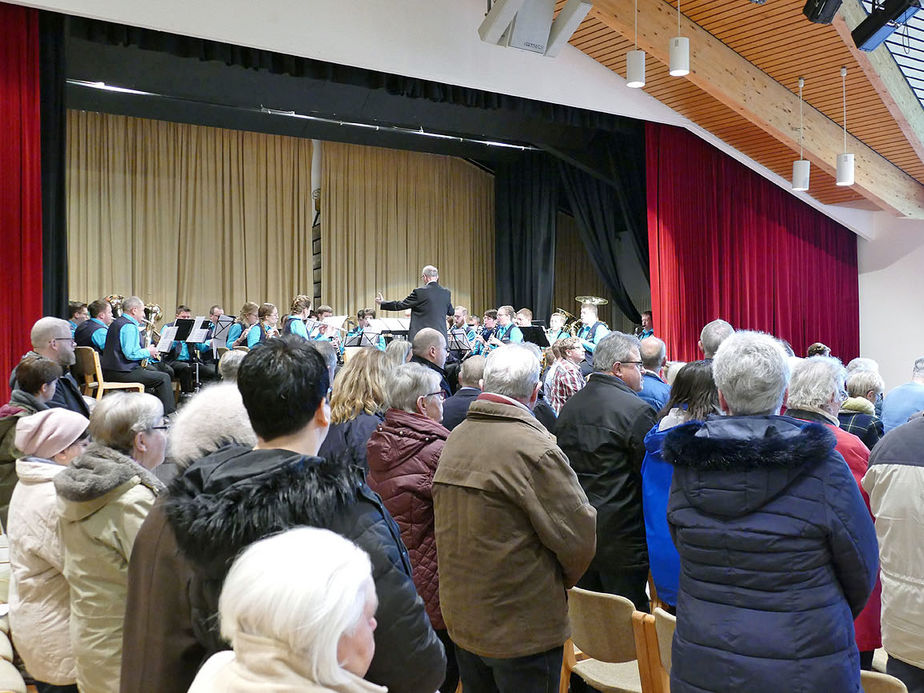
[
  {"xmin": 0, "ymin": 3, "xmax": 44, "ymax": 402},
  {"xmin": 646, "ymin": 123, "xmax": 860, "ymax": 363}
]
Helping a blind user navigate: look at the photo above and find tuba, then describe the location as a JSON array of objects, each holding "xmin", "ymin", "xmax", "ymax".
[{"xmin": 105, "ymin": 294, "xmax": 125, "ymax": 319}]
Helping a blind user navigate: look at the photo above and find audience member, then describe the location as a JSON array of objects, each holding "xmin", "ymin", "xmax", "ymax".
[
  {"xmin": 441, "ymin": 356, "xmax": 485, "ymax": 431},
  {"xmin": 120, "ymin": 383, "xmax": 256, "ymax": 693},
  {"xmin": 12, "ymin": 317, "xmax": 90, "ymax": 417},
  {"xmin": 638, "ymin": 335, "xmax": 671, "ymax": 412},
  {"xmin": 881, "ymin": 356, "xmax": 924, "ymax": 433},
  {"xmin": 188, "ymin": 528, "xmax": 383, "ymax": 693},
  {"xmin": 806, "ymin": 342, "xmax": 831, "ymax": 357},
  {"xmin": 8, "ymin": 409, "xmax": 89, "ymax": 693},
  {"xmin": 383, "ymin": 338, "xmax": 412, "ymax": 370},
  {"xmin": 848, "ymin": 356, "xmax": 884, "ymax": 416},
  {"xmin": 839, "ymin": 368, "xmax": 886, "ymax": 451},
  {"xmin": 162, "ymin": 336, "xmax": 445, "ymax": 693},
  {"xmin": 366, "ymin": 363, "xmax": 457, "ymax": 692},
  {"xmin": 54, "ymin": 392, "xmax": 167, "ymax": 693},
  {"xmin": 785, "ymin": 356, "xmax": 882, "ymax": 668},
  {"xmin": 410, "ymin": 328, "xmax": 451, "ymax": 398},
  {"xmin": 663, "ymin": 331, "xmax": 878, "ymax": 693},
  {"xmin": 556, "ymin": 331, "xmax": 656, "ymax": 609},
  {"xmin": 863, "ymin": 412, "xmax": 924, "ymax": 693},
  {"xmin": 318, "ymin": 348, "xmax": 387, "ymax": 473},
  {"xmin": 217, "ymin": 349, "xmax": 246, "ymax": 382},
  {"xmin": 664, "ymin": 360, "xmax": 687, "ymax": 386},
  {"xmin": 434, "ymin": 343, "xmax": 596, "ymax": 692},
  {"xmin": 547, "ymin": 336, "xmax": 584, "ymax": 414},
  {"xmin": 74, "ymin": 299, "xmax": 113, "ymax": 352},
  {"xmin": 542, "ymin": 341, "xmax": 563, "ymax": 401},
  {"xmin": 698, "ymin": 318, "xmax": 734, "ymax": 359},
  {"xmin": 641, "ymin": 360, "xmax": 717, "ymax": 610}
]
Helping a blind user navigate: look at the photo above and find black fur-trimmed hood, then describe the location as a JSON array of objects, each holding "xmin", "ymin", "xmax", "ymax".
[
  {"xmin": 663, "ymin": 415, "xmax": 837, "ymax": 516},
  {"xmin": 164, "ymin": 446, "xmax": 360, "ymax": 573}
]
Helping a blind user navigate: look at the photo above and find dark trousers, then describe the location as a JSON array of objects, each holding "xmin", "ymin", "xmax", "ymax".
[
  {"xmin": 436, "ymin": 629, "xmax": 460, "ymax": 693},
  {"xmin": 104, "ymin": 366, "xmax": 176, "ymax": 414},
  {"xmin": 455, "ymin": 644, "xmax": 563, "ymax": 693},
  {"xmin": 35, "ymin": 683, "xmax": 79, "ymax": 693},
  {"xmin": 888, "ymin": 656, "xmax": 924, "ymax": 693},
  {"xmin": 577, "ymin": 566, "xmax": 650, "ymax": 612}
]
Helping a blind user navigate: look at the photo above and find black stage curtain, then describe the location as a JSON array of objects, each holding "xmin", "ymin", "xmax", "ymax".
[
  {"xmin": 495, "ymin": 153, "xmax": 558, "ymax": 320},
  {"xmin": 40, "ymin": 11, "xmax": 68, "ymax": 318}
]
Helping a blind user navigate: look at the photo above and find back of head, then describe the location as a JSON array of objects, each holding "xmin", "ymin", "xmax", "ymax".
[
  {"xmin": 89, "ymin": 391, "xmax": 163, "ymax": 455},
  {"xmin": 385, "ymin": 362, "xmax": 440, "ymax": 413},
  {"xmin": 411, "ymin": 328, "xmax": 443, "ymax": 358},
  {"xmin": 290, "ymin": 294, "xmax": 312, "ymax": 314},
  {"xmin": 88, "ymin": 299, "xmax": 109, "ymax": 319},
  {"xmin": 914, "ymin": 356, "xmax": 924, "ymax": 380},
  {"xmin": 237, "ymin": 335, "xmax": 330, "ymax": 441},
  {"xmin": 846, "ymin": 357, "xmax": 879, "ymax": 374},
  {"xmin": 218, "ymin": 350, "xmax": 246, "ymax": 381},
  {"xmin": 459, "ymin": 355, "xmax": 486, "ymax": 388},
  {"xmin": 640, "ymin": 336, "xmax": 666, "ymax": 371},
  {"xmin": 122, "ymin": 296, "xmax": 144, "ymax": 314},
  {"xmin": 383, "ymin": 339, "xmax": 412, "ymax": 370},
  {"xmin": 662, "ymin": 361, "xmax": 717, "ymax": 420},
  {"xmin": 699, "ymin": 319, "xmax": 735, "ymax": 359},
  {"xmin": 846, "ymin": 369, "xmax": 884, "ymax": 399},
  {"xmin": 712, "ymin": 331, "xmax": 789, "ymax": 416},
  {"xmin": 219, "ymin": 527, "xmax": 374, "ymax": 686},
  {"xmin": 422, "ymin": 265, "xmax": 439, "ymax": 280},
  {"xmin": 330, "ymin": 348, "xmax": 387, "ymax": 423},
  {"xmin": 482, "ymin": 343, "xmax": 540, "ymax": 401},
  {"xmin": 15, "ymin": 355, "xmax": 62, "ymax": 395},
  {"xmin": 806, "ymin": 342, "xmax": 831, "ymax": 358},
  {"xmin": 30, "ymin": 317, "xmax": 70, "ymax": 350},
  {"xmin": 310, "ymin": 340, "xmax": 339, "ymax": 384},
  {"xmin": 593, "ymin": 331, "xmax": 641, "ymax": 373},
  {"xmin": 169, "ymin": 383, "xmax": 257, "ymax": 469},
  {"xmin": 787, "ymin": 356, "xmax": 846, "ymax": 412}
]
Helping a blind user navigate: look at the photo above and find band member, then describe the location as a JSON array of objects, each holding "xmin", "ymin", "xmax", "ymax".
[
  {"xmin": 514, "ymin": 308, "xmax": 533, "ymax": 327},
  {"xmin": 376, "ymin": 265, "xmax": 453, "ymax": 342},
  {"xmin": 282, "ymin": 295, "xmax": 313, "ymax": 339},
  {"xmin": 67, "ymin": 302, "xmax": 89, "ymax": 335},
  {"xmin": 75, "ymin": 299, "xmax": 114, "ymax": 353},
  {"xmin": 448, "ymin": 307, "xmax": 477, "ymax": 352},
  {"xmin": 488, "ymin": 306, "xmax": 523, "ymax": 348},
  {"xmin": 347, "ymin": 309, "xmax": 386, "ymax": 351},
  {"xmin": 247, "ymin": 303, "xmax": 280, "ymax": 348},
  {"xmin": 637, "ymin": 310, "xmax": 654, "ymax": 339},
  {"xmin": 546, "ymin": 312, "xmax": 568, "ymax": 344},
  {"xmin": 227, "ymin": 302, "xmax": 259, "ymax": 348},
  {"xmin": 578, "ymin": 302, "xmax": 610, "ymax": 362},
  {"xmin": 100, "ymin": 296, "xmax": 176, "ymax": 414},
  {"xmin": 471, "ymin": 310, "xmax": 497, "ymax": 356},
  {"xmin": 165, "ymin": 305, "xmax": 216, "ymax": 392}
]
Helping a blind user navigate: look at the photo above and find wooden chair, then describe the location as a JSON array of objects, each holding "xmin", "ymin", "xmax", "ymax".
[
  {"xmin": 564, "ymin": 587, "xmax": 644, "ymax": 693},
  {"xmin": 861, "ymin": 670, "xmax": 908, "ymax": 693},
  {"xmin": 632, "ymin": 611, "xmax": 669, "ymax": 693},
  {"xmin": 653, "ymin": 607, "xmax": 676, "ymax": 676},
  {"xmin": 75, "ymin": 346, "xmax": 144, "ymax": 400}
]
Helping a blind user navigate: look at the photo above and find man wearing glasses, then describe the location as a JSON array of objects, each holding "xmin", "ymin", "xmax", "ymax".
[
  {"xmin": 375, "ymin": 264, "xmax": 453, "ymax": 342},
  {"xmin": 555, "ymin": 331, "xmax": 656, "ymax": 611},
  {"xmin": 10, "ymin": 317, "xmax": 90, "ymax": 417}
]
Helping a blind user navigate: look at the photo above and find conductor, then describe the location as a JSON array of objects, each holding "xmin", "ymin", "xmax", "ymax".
[{"xmin": 376, "ymin": 265, "xmax": 453, "ymax": 341}]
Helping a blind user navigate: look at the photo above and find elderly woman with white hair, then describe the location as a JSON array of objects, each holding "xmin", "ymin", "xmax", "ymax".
[
  {"xmin": 189, "ymin": 527, "xmax": 383, "ymax": 692},
  {"xmin": 53, "ymin": 392, "xmax": 167, "ymax": 693},
  {"xmin": 120, "ymin": 383, "xmax": 257, "ymax": 693},
  {"xmin": 662, "ymin": 332, "xmax": 879, "ymax": 693},
  {"xmin": 366, "ymin": 362, "xmax": 457, "ymax": 692},
  {"xmin": 838, "ymin": 368, "xmax": 885, "ymax": 450}
]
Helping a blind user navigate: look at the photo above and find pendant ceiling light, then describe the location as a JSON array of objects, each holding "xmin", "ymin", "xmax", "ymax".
[
  {"xmin": 669, "ymin": 0, "xmax": 690, "ymax": 77},
  {"xmin": 792, "ymin": 77, "xmax": 810, "ymax": 191},
  {"xmin": 836, "ymin": 66, "xmax": 855, "ymax": 186},
  {"xmin": 626, "ymin": 0, "xmax": 645, "ymax": 88}
]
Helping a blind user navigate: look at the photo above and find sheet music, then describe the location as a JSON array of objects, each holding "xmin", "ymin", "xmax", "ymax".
[
  {"xmin": 323, "ymin": 315, "xmax": 348, "ymax": 332},
  {"xmin": 188, "ymin": 317, "xmax": 210, "ymax": 342},
  {"xmin": 156, "ymin": 325, "xmax": 179, "ymax": 353}
]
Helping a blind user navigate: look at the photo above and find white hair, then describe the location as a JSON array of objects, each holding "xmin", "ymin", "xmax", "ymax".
[
  {"xmin": 422, "ymin": 265, "xmax": 439, "ymax": 279},
  {"xmin": 169, "ymin": 383, "xmax": 257, "ymax": 469},
  {"xmin": 846, "ymin": 357, "xmax": 879, "ymax": 374},
  {"xmin": 383, "ymin": 339, "xmax": 412, "ymax": 370},
  {"xmin": 593, "ymin": 332, "xmax": 640, "ymax": 373},
  {"xmin": 787, "ymin": 356, "xmax": 846, "ymax": 412},
  {"xmin": 712, "ymin": 331, "xmax": 790, "ymax": 416},
  {"xmin": 89, "ymin": 392, "xmax": 163, "ymax": 455},
  {"xmin": 385, "ymin": 363, "xmax": 440, "ymax": 413},
  {"xmin": 915, "ymin": 357, "xmax": 924, "ymax": 378},
  {"xmin": 122, "ymin": 296, "xmax": 144, "ymax": 313},
  {"xmin": 700, "ymin": 319, "xmax": 735, "ymax": 359},
  {"xmin": 640, "ymin": 336, "xmax": 666, "ymax": 371},
  {"xmin": 846, "ymin": 369, "xmax": 884, "ymax": 398},
  {"xmin": 482, "ymin": 343, "xmax": 540, "ymax": 400},
  {"xmin": 218, "ymin": 527, "xmax": 374, "ymax": 687},
  {"xmin": 218, "ymin": 350, "xmax": 247, "ymax": 382}
]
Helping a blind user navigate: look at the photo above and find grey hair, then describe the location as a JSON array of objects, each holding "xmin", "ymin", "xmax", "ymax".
[
  {"xmin": 422, "ymin": 265, "xmax": 439, "ymax": 278},
  {"xmin": 122, "ymin": 296, "xmax": 144, "ymax": 313},
  {"xmin": 593, "ymin": 332, "xmax": 640, "ymax": 373},
  {"xmin": 846, "ymin": 357, "xmax": 879, "ymax": 374},
  {"xmin": 640, "ymin": 336, "xmax": 666, "ymax": 371},
  {"xmin": 846, "ymin": 369, "xmax": 884, "ymax": 398},
  {"xmin": 385, "ymin": 363, "xmax": 441, "ymax": 413},
  {"xmin": 459, "ymin": 355, "xmax": 486, "ymax": 388},
  {"xmin": 88, "ymin": 392, "xmax": 163, "ymax": 455},
  {"xmin": 712, "ymin": 331, "xmax": 790, "ymax": 416},
  {"xmin": 914, "ymin": 357, "xmax": 924, "ymax": 377},
  {"xmin": 219, "ymin": 527, "xmax": 374, "ymax": 687},
  {"xmin": 310, "ymin": 341, "xmax": 338, "ymax": 384},
  {"xmin": 411, "ymin": 328, "xmax": 444, "ymax": 358},
  {"xmin": 30, "ymin": 317, "xmax": 70, "ymax": 348},
  {"xmin": 218, "ymin": 350, "xmax": 247, "ymax": 382},
  {"xmin": 700, "ymin": 319, "xmax": 735, "ymax": 359},
  {"xmin": 169, "ymin": 383, "xmax": 257, "ymax": 469},
  {"xmin": 787, "ymin": 356, "xmax": 846, "ymax": 412},
  {"xmin": 383, "ymin": 339, "xmax": 412, "ymax": 370},
  {"xmin": 482, "ymin": 343, "xmax": 540, "ymax": 400}
]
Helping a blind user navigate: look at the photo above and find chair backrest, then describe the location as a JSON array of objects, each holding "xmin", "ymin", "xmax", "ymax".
[
  {"xmin": 75, "ymin": 347, "xmax": 100, "ymax": 388},
  {"xmin": 653, "ymin": 607, "xmax": 676, "ymax": 674},
  {"xmin": 567, "ymin": 587, "xmax": 637, "ymax": 663},
  {"xmin": 861, "ymin": 670, "xmax": 908, "ymax": 693}
]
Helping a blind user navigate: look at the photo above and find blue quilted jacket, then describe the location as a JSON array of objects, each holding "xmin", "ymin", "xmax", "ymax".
[{"xmin": 663, "ymin": 415, "xmax": 878, "ymax": 693}]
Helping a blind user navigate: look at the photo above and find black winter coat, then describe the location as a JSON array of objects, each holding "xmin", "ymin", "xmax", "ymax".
[
  {"xmin": 164, "ymin": 446, "xmax": 446, "ymax": 693},
  {"xmin": 318, "ymin": 411, "xmax": 384, "ymax": 473},
  {"xmin": 555, "ymin": 373, "xmax": 656, "ymax": 573}
]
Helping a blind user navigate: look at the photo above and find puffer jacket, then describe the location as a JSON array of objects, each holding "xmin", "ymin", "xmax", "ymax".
[
  {"xmin": 862, "ymin": 415, "xmax": 924, "ymax": 669},
  {"xmin": 163, "ymin": 447, "xmax": 446, "ymax": 693},
  {"xmin": 366, "ymin": 408, "xmax": 448, "ymax": 629},
  {"xmin": 319, "ymin": 412, "xmax": 384, "ymax": 474},
  {"xmin": 0, "ymin": 390, "xmax": 48, "ymax": 527},
  {"xmin": 7, "ymin": 457, "xmax": 75, "ymax": 685},
  {"xmin": 663, "ymin": 415, "xmax": 879, "ymax": 693},
  {"xmin": 54, "ymin": 443, "xmax": 163, "ymax": 693}
]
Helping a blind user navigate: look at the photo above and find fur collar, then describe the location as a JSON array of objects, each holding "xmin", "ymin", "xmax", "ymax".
[{"xmin": 54, "ymin": 442, "xmax": 164, "ymax": 502}]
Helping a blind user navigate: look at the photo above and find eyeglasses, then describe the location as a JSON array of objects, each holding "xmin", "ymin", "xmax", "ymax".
[
  {"xmin": 53, "ymin": 337, "xmax": 76, "ymax": 345},
  {"xmin": 423, "ymin": 391, "xmax": 446, "ymax": 401},
  {"xmin": 620, "ymin": 361, "xmax": 644, "ymax": 370},
  {"xmin": 150, "ymin": 417, "xmax": 172, "ymax": 431}
]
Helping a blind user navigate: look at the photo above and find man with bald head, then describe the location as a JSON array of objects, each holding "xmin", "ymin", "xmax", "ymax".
[
  {"xmin": 638, "ymin": 336, "xmax": 671, "ymax": 412},
  {"xmin": 11, "ymin": 317, "xmax": 89, "ymax": 417},
  {"xmin": 699, "ymin": 319, "xmax": 735, "ymax": 359},
  {"xmin": 410, "ymin": 327, "xmax": 451, "ymax": 399},
  {"xmin": 376, "ymin": 264, "xmax": 453, "ymax": 341}
]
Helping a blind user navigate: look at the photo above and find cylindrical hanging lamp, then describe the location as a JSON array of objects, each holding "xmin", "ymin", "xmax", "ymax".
[
  {"xmin": 626, "ymin": 0, "xmax": 645, "ymax": 88},
  {"xmin": 792, "ymin": 77, "xmax": 810, "ymax": 191},
  {"xmin": 669, "ymin": 0, "xmax": 690, "ymax": 76},
  {"xmin": 836, "ymin": 66, "xmax": 854, "ymax": 186}
]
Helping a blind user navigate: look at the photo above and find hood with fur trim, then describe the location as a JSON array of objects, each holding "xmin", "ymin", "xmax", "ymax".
[{"xmin": 663, "ymin": 415, "xmax": 836, "ymax": 517}]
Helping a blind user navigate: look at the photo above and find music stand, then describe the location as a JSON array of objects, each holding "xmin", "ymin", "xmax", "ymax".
[
  {"xmin": 520, "ymin": 326, "xmax": 550, "ymax": 349},
  {"xmin": 174, "ymin": 318, "xmax": 211, "ymax": 390},
  {"xmin": 212, "ymin": 314, "xmax": 236, "ymax": 350},
  {"xmin": 344, "ymin": 330, "xmax": 380, "ymax": 348},
  {"xmin": 448, "ymin": 328, "xmax": 473, "ymax": 352}
]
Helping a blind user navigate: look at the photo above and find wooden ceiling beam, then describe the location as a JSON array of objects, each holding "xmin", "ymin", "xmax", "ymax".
[{"xmin": 589, "ymin": 0, "xmax": 924, "ymax": 218}]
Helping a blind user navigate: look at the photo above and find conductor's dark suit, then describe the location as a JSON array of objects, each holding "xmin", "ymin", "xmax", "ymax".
[{"xmin": 379, "ymin": 281, "xmax": 453, "ymax": 341}]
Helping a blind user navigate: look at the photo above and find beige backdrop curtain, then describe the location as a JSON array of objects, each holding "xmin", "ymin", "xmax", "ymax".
[
  {"xmin": 67, "ymin": 110, "xmax": 314, "ymax": 319},
  {"xmin": 321, "ymin": 142, "xmax": 495, "ymax": 323}
]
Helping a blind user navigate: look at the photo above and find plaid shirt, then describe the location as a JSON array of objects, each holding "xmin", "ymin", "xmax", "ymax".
[
  {"xmin": 549, "ymin": 359, "xmax": 585, "ymax": 414},
  {"xmin": 837, "ymin": 411, "xmax": 883, "ymax": 451}
]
